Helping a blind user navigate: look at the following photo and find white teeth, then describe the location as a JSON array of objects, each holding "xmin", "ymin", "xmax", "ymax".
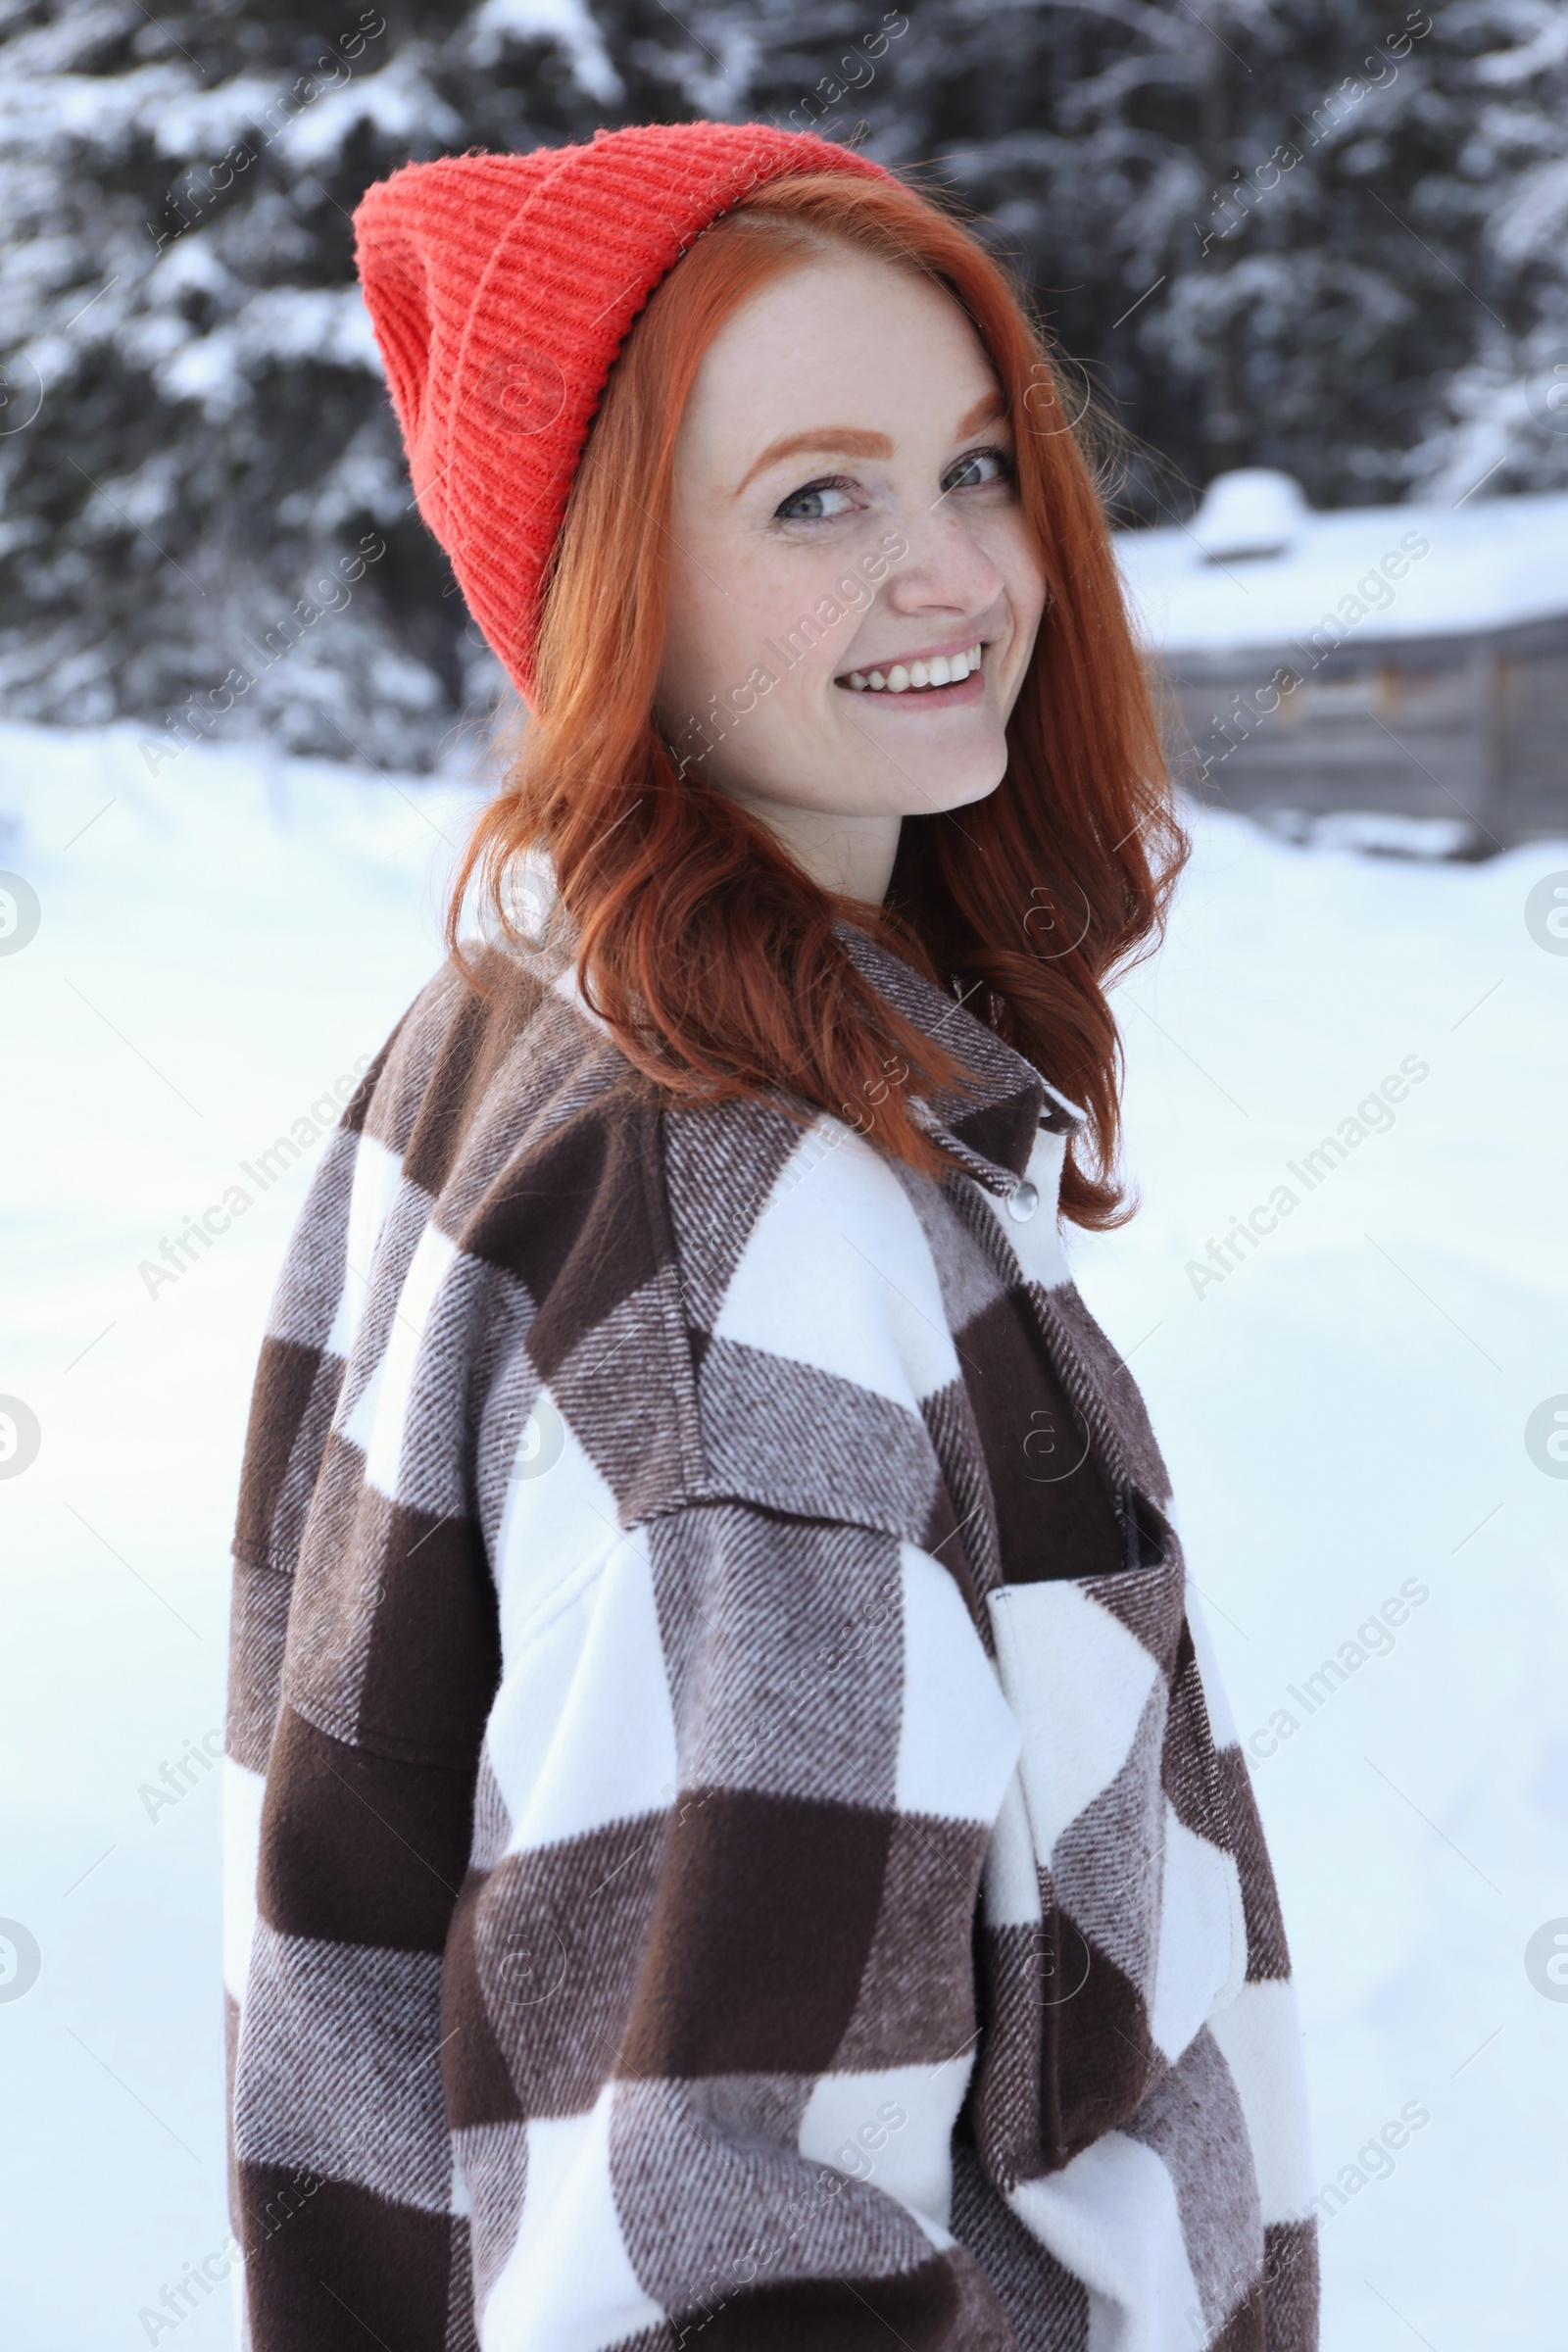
[{"xmin": 843, "ymin": 644, "xmax": 984, "ymax": 692}]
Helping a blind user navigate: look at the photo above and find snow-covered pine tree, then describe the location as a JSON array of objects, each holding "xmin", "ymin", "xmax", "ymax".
[
  {"xmin": 903, "ymin": 0, "xmax": 1568, "ymax": 514},
  {"xmin": 0, "ymin": 0, "xmax": 638, "ymax": 767},
  {"xmin": 1396, "ymin": 0, "xmax": 1568, "ymax": 499}
]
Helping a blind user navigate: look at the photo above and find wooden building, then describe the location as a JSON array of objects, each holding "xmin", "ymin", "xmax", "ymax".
[{"xmin": 1113, "ymin": 469, "xmax": 1568, "ymax": 851}]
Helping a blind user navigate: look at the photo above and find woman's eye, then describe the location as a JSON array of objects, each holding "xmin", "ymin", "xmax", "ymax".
[
  {"xmin": 773, "ymin": 476, "xmax": 858, "ymax": 524},
  {"xmin": 943, "ymin": 446, "xmax": 1014, "ymax": 494}
]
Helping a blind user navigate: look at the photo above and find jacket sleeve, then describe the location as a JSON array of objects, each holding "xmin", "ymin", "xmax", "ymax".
[
  {"xmin": 442, "ymin": 1427, "xmax": 1027, "ymax": 2348},
  {"xmin": 225, "ymin": 1016, "xmax": 1025, "ymax": 2349},
  {"xmin": 223, "ymin": 1031, "xmax": 501, "ymax": 2352}
]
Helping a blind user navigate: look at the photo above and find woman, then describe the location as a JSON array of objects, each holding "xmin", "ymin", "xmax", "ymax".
[{"xmin": 222, "ymin": 122, "xmax": 1318, "ymax": 2352}]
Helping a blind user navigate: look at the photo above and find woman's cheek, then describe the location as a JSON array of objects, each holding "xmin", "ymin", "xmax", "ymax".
[{"xmin": 994, "ymin": 524, "xmax": 1050, "ymax": 701}]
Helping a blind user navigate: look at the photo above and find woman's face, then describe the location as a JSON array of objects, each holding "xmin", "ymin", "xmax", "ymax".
[{"xmin": 656, "ymin": 252, "xmax": 1049, "ymax": 903}]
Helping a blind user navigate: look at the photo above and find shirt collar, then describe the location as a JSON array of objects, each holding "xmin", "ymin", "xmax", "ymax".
[
  {"xmin": 833, "ymin": 920, "xmax": 1086, "ymax": 1193},
  {"xmin": 503, "ymin": 850, "xmax": 1084, "ymax": 1194}
]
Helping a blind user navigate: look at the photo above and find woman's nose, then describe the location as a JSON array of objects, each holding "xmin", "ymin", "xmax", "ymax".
[{"xmin": 878, "ymin": 506, "xmax": 1005, "ymax": 617}]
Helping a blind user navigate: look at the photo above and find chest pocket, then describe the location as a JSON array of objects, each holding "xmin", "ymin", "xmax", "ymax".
[{"xmin": 983, "ymin": 1491, "xmax": 1249, "ymax": 2160}]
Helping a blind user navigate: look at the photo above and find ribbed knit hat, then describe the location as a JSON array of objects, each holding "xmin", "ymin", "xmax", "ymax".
[{"xmin": 353, "ymin": 123, "xmax": 895, "ymax": 704}]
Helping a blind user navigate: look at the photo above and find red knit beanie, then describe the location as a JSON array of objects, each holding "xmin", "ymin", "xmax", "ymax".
[{"xmin": 353, "ymin": 123, "xmax": 895, "ymax": 705}]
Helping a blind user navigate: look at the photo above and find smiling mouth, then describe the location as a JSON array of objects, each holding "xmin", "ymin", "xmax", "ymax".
[{"xmin": 837, "ymin": 641, "xmax": 986, "ymax": 695}]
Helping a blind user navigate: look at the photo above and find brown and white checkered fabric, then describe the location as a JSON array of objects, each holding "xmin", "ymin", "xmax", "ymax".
[{"xmin": 223, "ymin": 913, "xmax": 1319, "ymax": 2352}]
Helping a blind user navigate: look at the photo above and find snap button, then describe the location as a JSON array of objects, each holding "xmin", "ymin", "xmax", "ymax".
[{"xmin": 1005, "ymin": 1179, "xmax": 1040, "ymax": 1222}]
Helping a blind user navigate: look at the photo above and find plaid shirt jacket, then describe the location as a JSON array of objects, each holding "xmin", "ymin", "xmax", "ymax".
[{"xmin": 223, "ymin": 915, "xmax": 1319, "ymax": 2352}]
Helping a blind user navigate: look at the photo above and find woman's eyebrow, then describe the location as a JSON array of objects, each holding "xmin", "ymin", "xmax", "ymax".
[
  {"xmin": 955, "ymin": 389, "xmax": 1007, "ymax": 439},
  {"xmin": 735, "ymin": 427, "xmax": 891, "ymax": 496},
  {"xmin": 735, "ymin": 389, "xmax": 1011, "ymax": 499}
]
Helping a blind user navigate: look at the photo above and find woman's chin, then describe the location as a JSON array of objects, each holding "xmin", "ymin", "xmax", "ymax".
[
  {"xmin": 812, "ymin": 712, "xmax": 1007, "ymax": 815},
  {"xmin": 880, "ymin": 749, "xmax": 1009, "ymax": 821}
]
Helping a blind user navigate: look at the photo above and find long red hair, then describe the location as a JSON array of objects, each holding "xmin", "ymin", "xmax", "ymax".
[{"xmin": 450, "ymin": 168, "xmax": 1185, "ymax": 1227}]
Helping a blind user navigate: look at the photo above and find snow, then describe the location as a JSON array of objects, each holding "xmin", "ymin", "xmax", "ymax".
[
  {"xmin": 1, "ymin": 719, "xmax": 1564, "ymax": 2347},
  {"xmin": 1187, "ymin": 466, "xmax": 1309, "ymax": 562},
  {"xmin": 461, "ymin": 0, "xmax": 624, "ymax": 100},
  {"xmin": 0, "ymin": 58, "xmax": 193, "ymax": 151},
  {"xmin": 145, "ymin": 74, "xmax": 293, "ymax": 163},
  {"xmin": 1258, "ymin": 809, "xmax": 1481, "ymax": 860},
  {"xmin": 275, "ymin": 53, "xmax": 465, "ymax": 172},
  {"xmin": 153, "ymin": 288, "xmax": 384, "ymax": 416},
  {"xmin": 1474, "ymin": 10, "xmax": 1568, "ymax": 86},
  {"xmin": 1115, "ymin": 476, "xmax": 1568, "ymax": 654}
]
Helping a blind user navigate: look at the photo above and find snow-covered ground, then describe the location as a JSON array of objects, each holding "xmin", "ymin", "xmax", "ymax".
[{"xmin": 0, "ymin": 718, "xmax": 1563, "ymax": 2347}]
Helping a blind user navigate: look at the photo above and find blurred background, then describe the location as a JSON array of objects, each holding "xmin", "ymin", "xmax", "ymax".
[{"xmin": 1, "ymin": 2, "xmax": 1565, "ymax": 2346}]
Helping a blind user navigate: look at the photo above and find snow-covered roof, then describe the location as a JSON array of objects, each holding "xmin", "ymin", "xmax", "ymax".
[{"xmin": 1113, "ymin": 469, "xmax": 1568, "ymax": 658}]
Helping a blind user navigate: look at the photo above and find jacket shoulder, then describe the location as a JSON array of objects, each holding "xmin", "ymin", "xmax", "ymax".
[
  {"xmin": 351, "ymin": 958, "xmax": 968, "ymax": 1550},
  {"xmin": 353, "ymin": 945, "xmax": 707, "ymax": 1534}
]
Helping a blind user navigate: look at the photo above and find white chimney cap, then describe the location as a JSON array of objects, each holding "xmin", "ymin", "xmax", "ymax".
[{"xmin": 1191, "ymin": 467, "xmax": 1309, "ymax": 562}]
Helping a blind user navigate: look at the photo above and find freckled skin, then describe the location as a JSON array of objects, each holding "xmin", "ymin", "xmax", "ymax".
[{"xmin": 656, "ymin": 256, "xmax": 1048, "ymax": 905}]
